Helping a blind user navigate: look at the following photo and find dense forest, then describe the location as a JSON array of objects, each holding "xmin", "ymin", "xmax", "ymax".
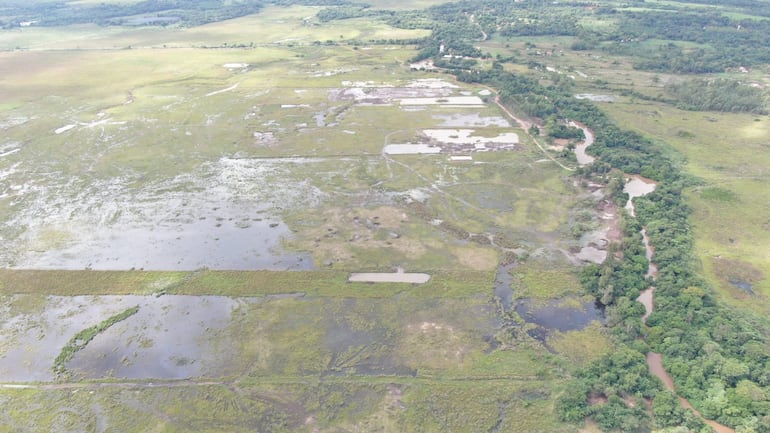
[
  {"xmin": 381, "ymin": 0, "xmax": 770, "ymax": 76},
  {"xmin": 469, "ymin": 58, "xmax": 770, "ymax": 433},
  {"xmin": 665, "ymin": 79, "xmax": 767, "ymax": 114},
  {"xmin": 0, "ymin": 0, "xmax": 378, "ymax": 28}
]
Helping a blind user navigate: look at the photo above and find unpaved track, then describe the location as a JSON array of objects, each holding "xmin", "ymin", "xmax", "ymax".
[{"xmin": 487, "ymin": 90, "xmax": 576, "ymax": 172}]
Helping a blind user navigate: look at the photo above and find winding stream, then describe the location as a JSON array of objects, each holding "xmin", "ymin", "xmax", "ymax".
[
  {"xmin": 629, "ymin": 179, "xmax": 735, "ymax": 433},
  {"xmin": 569, "ymin": 121, "xmax": 595, "ymax": 166}
]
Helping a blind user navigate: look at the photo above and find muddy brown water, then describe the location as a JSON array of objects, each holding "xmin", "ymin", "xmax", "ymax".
[
  {"xmin": 637, "ymin": 287, "xmax": 655, "ymax": 324},
  {"xmin": 641, "ymin": 228, "xmax": 658, "ymax": 279},
  {"xmin": 569, "ymin": 121, "xmax": 595, "ymax": 166},
  {"xmin": 630, "ymin": 186, "xmax": 735, "ymax": 433},
  {"xmin": 623, "ymin": 176, "xmax": 657, "ymax": 217},
  {"xmin": 646, "ymin": 352, "xmax": 674, "ymax": 389},
  {"xmin": 647, "ymin": 353, "xmax": 735, "ymax": 433}
]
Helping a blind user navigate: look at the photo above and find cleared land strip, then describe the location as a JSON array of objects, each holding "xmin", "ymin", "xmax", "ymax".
[{"xmin": 0, "ymin": 269, "xmax": 492, "ymax": 298}]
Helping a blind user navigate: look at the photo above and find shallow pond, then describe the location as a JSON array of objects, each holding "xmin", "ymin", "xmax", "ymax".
[
  {"xmin": 0, "ymin": 295, "xmax": 244, "ymax": 382},
  {"xmin": 574, "ymin": 94, "xmax": 616, "ymax": 102},
  {"xmin": 17, "ymin": 211, "xmax": 311, "ymax": 271},
  {"xmin": 383, "ymin": 143, "xmax": 441, "ymax": 155},
  {"xmin": 433, "ymin": 113, "xmax": 511, "ymax": 128},
  {"xmin": 514, "ymin": 297, "xmax": 603, "ymax": 334},
  {"xmin": 348, "ymin": 271, "xmax": 430, "ymax": 283},
  {"xmin": 729, "ymin": 279, "xmax": 755, "ymax": 295}
]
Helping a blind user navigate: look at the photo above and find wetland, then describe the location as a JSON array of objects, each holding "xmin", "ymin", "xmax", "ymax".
[{"xmin": 3, "ymin": 0, "xmax": 769, "ymax": 431}]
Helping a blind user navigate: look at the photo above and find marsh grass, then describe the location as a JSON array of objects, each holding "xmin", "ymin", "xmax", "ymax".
[
  {"xmin": 512, "ymin": 263, "xmax": 582, "ymax": 300},
  {"xmin": 0, "ymin": 6, "xmax": 623, "ymax": 431}
]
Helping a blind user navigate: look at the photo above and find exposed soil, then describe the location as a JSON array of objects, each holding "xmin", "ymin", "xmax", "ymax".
[{"xmin": 348, "ymin": 271, "xmax": 430, "ymax": 283}]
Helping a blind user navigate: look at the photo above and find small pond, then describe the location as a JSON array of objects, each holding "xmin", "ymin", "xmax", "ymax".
[{"xmin": 514, "ymin": 297, "xmax": 603, "ymax": 341}]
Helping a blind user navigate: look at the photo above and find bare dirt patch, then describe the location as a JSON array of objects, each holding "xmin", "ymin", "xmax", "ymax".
[
  {"xmin": 399, "ymin": 321, "xmax": 468, "ymax": 370},
  {"xmin": 450, "ymin": 245, "xmax": 498, "ymax": 271},
  {"xmin": 348, "ymin": 271, "xmax": 430, "ymax": 283}
]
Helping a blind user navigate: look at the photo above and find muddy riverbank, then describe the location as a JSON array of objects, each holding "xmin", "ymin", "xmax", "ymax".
[
  {"xmin": 627, "ymin": 178, "xmax": 735, "ymax": 433},
  {"xmin": 569, "ymin": 121, "xmax": 595, "ymax": 166}
]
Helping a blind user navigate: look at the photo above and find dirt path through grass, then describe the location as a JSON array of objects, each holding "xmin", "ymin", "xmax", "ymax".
[{"xmin": 489, "ymin": 90, "xmax": 575, "ymax": 172}]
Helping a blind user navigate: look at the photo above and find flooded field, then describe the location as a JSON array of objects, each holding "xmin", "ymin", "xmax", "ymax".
[
  {"xmin": 3, "ymin": 158, "xmax": 317, "ymax": 270},
  {"xmin": 0, "ymin": 5, "xmax": 617, "ymax": 431},
  {"xmin": 0, "ymin": 293, "xmax": 501, "ymax": 382},
  {"xmin": 2, "ymin": 73, "xmax": 530, "ymax": 272},
  {"xmin": 0, "ymin": 295, "xmax": 241, "ymax": 381}
]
